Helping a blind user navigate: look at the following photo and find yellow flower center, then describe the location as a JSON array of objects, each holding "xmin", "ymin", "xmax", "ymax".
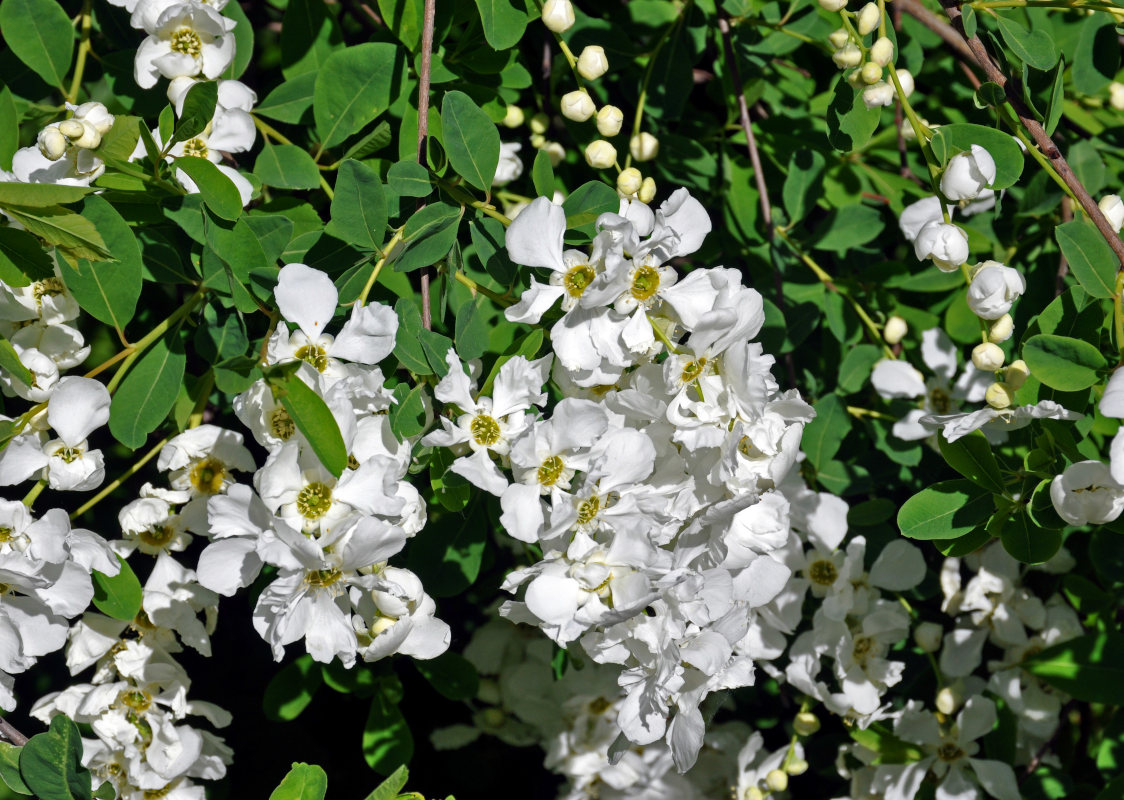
[
  {"xmin": 306, "ymin": 568, "xmax": 342, "ymax": 588},
  {"xmin": 537, "ymin": 455, "xmax": 565, "ymax": 486},
  {"xmin": 139, "ymin": 525, "xmax": 176, "ymax": 549},
  {"xmin": 170, "ymin": 27, "xmax": 203, "ymax": 57},
  {"xmin": 629, "ymin": 265, "xmax": 660, "ymax": 301},
  {"xmin": 563, "ymin": 264, "xmax": 596, "ymax": 298},
  {"xmin": 119, "ymin": 689, "xmax": 152, "ymax": 713},
  {"xmin": 182, "ymin": 137, "xmax": 208, "ymax": 159},
  {"xmin": 937, "ymin": 742, "xmax": 965, "ymax": 762},
  {"xmin": 270, "ymin": 407, "xmax": 295, "ymax": 440},
  {"xmin": 680, "ymin": 357, "xmax": 707, "ymax": 384},
  {"xmin": 55, "ymin": 445, "xmax": 82, "ymax": 463},
  {"xmin": 189, "ymin": 457, "xmax": 226, "ymax": 494},
  {"xmin": 929, "ymin": 386, "xmax": 952, "ymax": 414},
  {"xmin": 33, "ymin": 277, "xmax": 65, "ymax": 301},
  {"xmin": 808, "ymin": 559, "xmax": 838, "ymax": 586},
  {"xmin": 296, "ymin": 482, "xmax": 333, "ymax": 519},
  {"xmin": 295, "ymin": 344, "xmax": 329, "ymax": 372},
  {"xmin": 852, "ymin": 635, "xmax": 874, "ymax": 663},
  {"xmin": 470, "ymin": 414, "xmax": 501, "ymax": 447},
  {"xmin": 0, "ymin": 527, "xmax": 12, "ymax": 543},
  {"xmin": 577, "ymin": 496, "xmax": 600, "ymax": 526}
]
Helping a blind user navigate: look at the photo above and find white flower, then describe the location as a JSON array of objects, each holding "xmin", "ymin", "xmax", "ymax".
[
  {"xmin": 923, "ymin": 399, "xmax": 1081, "ymax": 443},
  {"xmin": 541, "ymin": 0, "xmax": 575, "ymax": 32},
  {"xmin": 493, "ymin": 142, "xmax": 523, "ymax": 186},
  {"xmin": 861, "ymin": 81, "xmax": 895, "ymax": 109},
  {"xmin": 1050, "ymin": 460, "xmax": 1124, "ymax": 525},
  {"xmin": 899, "ymin": 196, "xmax": 953, "ymax": 242},
  {"xmin": 914, "ymin": 221, "xmax": 969, "ymax": 271},
  {"xmin": 941, "ymin": 145, "xmax": 997, "ymax": 201},
  {"xmin": 134, "ymin": 4, "xmax": 237, "ymax": 89},
  {"xmin": 1100, "ymin": 194, "xmax": 1124, "ymax": 232},
  {"xmin": 966, "ymin": 261, "xmax": 1025, "ymax": 320}
]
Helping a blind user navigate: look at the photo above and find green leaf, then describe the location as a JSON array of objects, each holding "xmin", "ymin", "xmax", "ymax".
[
  {"xmin": 268, "ymin": 763, "xmax": 328, "ymax": 800},
  {"xmin": 314, "ymin": 42, "xmax": 401, "ymax": 150},
  {"xmin": 472, "ymin": 0, "xmax": 528, "ymax": 49},
  {"xmin": 4, "ymin": 205, "xmax": 109, "ymax": 262},
  {"xmin": 256, "ymin": 73, "xmax": 318, "ymax": 124},
  {"xmin": 0, "ymin": 183, "xmax": 93, "ymax": 209},
  {"xmin": 938, "ymin": 431, "xmax": 1006, "ymax": 494},
  {"xmin": 393, "ymin": 298, "xmax": 433, "ymax": 374},
  {"xmin": 91, "ymin": 555, "xmax": 143, "ymax": 621},
  {"xmin": 327, "ymin": 160, "xmax": 387, "ymax": 251},
  {"xmin": 0, "ymin": 742, "xmax": 30, "ymax": 796},
  {"xmin": 263, "ymin": 655, "xmax": 323, "ymax": 722},
  {"xmin": 783, "ymin": 149, "xmax": 825, "ymax": 224},
  {"xmin": 280, "ymin": 0, "xmax": 342, "ymax": 78},
  {"xmin": 0, "ymin": 84, "xmax": 18, "ymax": 172},
  {"xmin": 389, "ymin": 383, "xmax": 428, "ymax": 440},
  {"xmin": 221, "ymin": 0, "xmax": 254, "ymax": 80},
  {"xmin": 19, "ymin": 716, "xmax": 90, "ymax": 800},
  {"xmin": 532, "ymin": 148, "xmax": 555, "ymax": 199},
  {"xmin": 1073, "ymin": 16, "xmax": 1121, "ymax": 95},
  {"xmin": 1055, "ymin": 220, "xmax": 1116, "ymax": 299},
  {"xmin": 267, "ymin": 369, "xmax": 349, "ymax": 477},
  {"xmin": 363, "ymin": 766, "xmax": 409, "ymax": 800},
  {"xmin": 803, "ymin": 394, "xmax": 850, "ymax": 470},
  {"xmin": 1024, "ymin": 633, "xmax": 1124, "ymax": 704},
  {"xmin": 377, "ymin": 0, "xmax": 424, "ymax": 50},
  {"xmin": 394, "ymin": 202, "xmax": 462, "ymax": 272},
  {"xmin": 175, "ymin": 157, "xmax": 244, "ymax": 220},
  {"xmin": 414, "ymin": 652, "xmax": 480, "ymax": 701},
  {"xmin": 454, "ymin": 295, "xmax": 489, "ymax": 361},
  {"xmin": 109, "ymin": 330, "xmax": 186, "ymax": 448},
  {"xmin": 562, "ymin": 181, "xmax": 619, "ymax": 238},
  {"xmin": 826, "ymin": 79, "xmax": 880, "ymax": 153},
  {"xmin": 387, "ymin": 160, "xmax": 432, "ymax": 198},
  {"xmin": 999, "ymin": 510, "xmax": 1061, "ymax": 563},
  {"xmin": 0, "ymin": 227, "xmax": 51, "ymax": 285},
  {"xmin": 343, "ymin": 121, "xmax": 394, "ymax": 161},
  {"xmin": 407, "ymin": 502, "xmax": 487, "ymax": 596},
  {"xmin": 930, "ymin": 123, "xmax": 1025, "ymax": 190},
  {"xmin": 812, "ymin": 204, "xmax": 884, "ymax": 252},
  {"xmin": 171, "ymin": 81, "xmax": 219, "ymax": 146},
  {"xmin": 898, "ymin": 479, "xmax": 994, "ymax": 540},
  {"xmin": 441, "ymin": 91, "xmax": 501, "ymax": 192},
  {"xmin": 837, "ymin": 344, "xmax": 881, "ymax": 393},
  {"xmin": 56, "ymin": 196, "xmax": 142, "ymax": 331},
  {"xmin": 0, "ymin": 0, "xmax": 73, "ymax": 90},
  {"xmin": 255, "ymin": 144, "xmax": 322, "ymax": 190},
  {"xmin": 0, "ymin": 337, "xmax": 33, "ymax": 388},
  {"xmin": 363, "ymin": 692, "xmax": 413, "ymax": 774},
  {"xmin": 995, "ymin": 13, "xmax": 1058, "ymax": 70},
  {"xmin": 1022, "ymin": 334, "xmax": 1106, "ymax": 391}
]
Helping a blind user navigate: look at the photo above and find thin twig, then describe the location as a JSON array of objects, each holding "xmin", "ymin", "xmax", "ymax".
[
  {"xmin": 895, "ymin": 0, "xmax": 978, "ymax": 64},
  {"xmin": 417, "ymin": 0, "xmax": 436, "ymax": 331},
  {"xmin": 0, "ymin": 717, "xmax": 28, "ymax": 746}
]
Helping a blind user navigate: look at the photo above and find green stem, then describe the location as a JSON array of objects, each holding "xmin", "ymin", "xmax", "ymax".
[
  {"xmin": 66, "ymin": 0, "xmax": 92, "ymax": 104},
  {"xmin": 626, "ymin": 3, "xmax": 690, "ymax": 170},
  {"xmin": 454, "ymin": 271, "xmax": 512, "ymax": 306},
  {"xmin": 648, "ymin": 314, "xmax": 680, "ymax": 354},
  {"xmin": 358, "ymin": 228, "xmax": 405, "ymax": 306},
  {"xmin": 70, "ymin": 434, "xmax": 170, "ymax": 519},
  {"xmin": 438, "ymin": 179, "xmax": 512, "ymax": 225},
  {"xmin": 971, "ymin": 0, "xmax": 1121, "ymax": 8},
  {"xmin": 1115, "ymin": 272, "xmax": 1124, "ymax": 358},
  {"xmin": 107, "ymin": 289, "xmax": 205, "ymax": 394},
  {"xmin": 22, "ymin": 480, "xmax": 46, "ymax": 509}
]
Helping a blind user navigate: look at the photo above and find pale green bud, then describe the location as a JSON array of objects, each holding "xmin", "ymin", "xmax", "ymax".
[
  {"xmin": 793, "ymin": 712, "xmax": 821, "ymax": 736},
  {"xmin": 638, "ymin": 177, "xmax": 657, "ymax": 203},
  {"xmin": 985, "ymin": 381, "xmax": 1016, "ymax": 410},
  {"xmin": 988, "ymin": 313, "xmax": 1014, "ymax": 343},
  {"xmin": 765, "ymin": 770, "xmax": 789, "ymax": 792},
  {"xmin": 617, "ymin": 167, "xmax": 643, "ymax": 196},
  {"xmin": 541, "ymin": 0, "xmax": 575, "ymax": 33},
  {"xmin": 832, "ymin": 43, "xmax": 862, "ymax": 68},
  {"xmin": 596, "ymin": 105, "xmax": 624, "ymax": 137},
  {"xmin": 561, "ymin": 90, "xmax": 595, "ymax": 122},
  {"xmin": 857, "ymin": 2, "xmax": 881, "ymax": 35},
  {"xmin": 577, "ymin": 45, "xmax": 609, "ymax": 81},
  {"xmin": 1006, "ymin": 359, "xmax": 1030, "ymax": 389},
  {"xmin": 37, "ymin": 126, "xmax": 68, "ymax": 161},
  {"xmin": 861, "ymin": 62, "xmax": 883, "ymax": 85},
  {"xmin": 828, "ymin": 28, "xmax": 850, "ymax": 49},
  {"xmin": 630, "ymin": 131, "xmax": 659, "ymax": 162},
  {"xmin": 502, "ymin": 105, "xmax": 525, "ymax": 128},
  {"xmin": 870, "ymin": 36, "xmax": 894, "ymax": 66},
  {"xmin": 585, "ymin": 139, "xmax": 617, "ymax": 169},
  {"xmin": 972, "ymin": 342, "xmax": 1005, "ymax": 372},
  {"xmin": 883, "ymin": 315, "xmax": 908, "ymax": 345},
  {"xmin": 530, "ymin": 112, "xmax": 550, "ymax": 135}
]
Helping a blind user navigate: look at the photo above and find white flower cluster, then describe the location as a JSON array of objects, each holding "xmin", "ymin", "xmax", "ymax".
[
  {"xmin": 818, "ymin": 0, "xmax": 914, "ymax": 110},
  {"xmin": 0, "ymin": 499, "xmax": 119, "ymax": 711},
  {"xmin": 4, "ymin": 102, "xmax": 115, "ymax": 186}
]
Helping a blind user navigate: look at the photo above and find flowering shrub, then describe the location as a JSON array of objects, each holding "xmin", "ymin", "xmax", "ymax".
[{"xmin": 1, "ymin": 0, "xmax": 1124, "ymax": 798}]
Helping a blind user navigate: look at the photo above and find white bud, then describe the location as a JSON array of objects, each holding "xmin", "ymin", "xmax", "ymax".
[
  {"xmin": 561, "ymin": 90, "xmax": 595, "ymax": 122},
  {"xmin": 896, "ymin": 68, "xmax": 915, "ymax": 98},
  {"xmin": 870, "ymin": 36, "xmax": 894, "ymax": 67},
  {"xmin": 941, "ymin": 144, "xmax": 997, "ymax": 201},
  {"xmin": 530, "ymin": 112, "xmax": 550, "ymax": 135},
  {"xmin": 793, "ymin": 712, "xmax": 821, "ymax": 736},
  {"xmin": 72, "ymin": 101, "xmax": 114, "ymax": 135},
  {"xmin": 57, "ymin": 119, "xmax": 86, "ymax": 140},
  {"xmin": 542, "ymin": 140, "xmax": 566, "ymax": 167},
  {"xmin": 617, "ymin": 167, "xmax": 643, "ymax": 196},
  {"xmin": 1111, "ymin": 81, "xmax": 1124, "ymax": 112},
  {"xmin": 988, "ymin": 313, "xmax": 1014, "ymax": 343},
  {"xmin": 529, "ymin": 133, "xmax": 546, "ymax": 149},
  {"xmin": 819, "ymin": 0, "xmax": 847, "ymax": 10},
  {"xmin": 630, "ymin": 132, "xmax": 659, "ymax": 162},
  {"xmin": 502, "ymin": 105, "xmax": 525, "ymax": 128},
  {"xmin": 936, "ymin": 686, "xmax": 961, "ymax": 715},
  {"xmin": 972, "ymin": 342, "xmax": 1005, "ymax": 372},
  {"xmin": 861, "ymin": 62, "xmax": 883, "ymax": 85},
  {"xmin": 787, "ymin": 758, "xmax": 809, "ymax": 776},
  {"xmin": 967, "ymin": 261, "xmax": 1025, "ymax": 320},
  {"xmin": 913, "ymin": 621, "xmax": 943, "ymax": 653},
  {"xmin": 985, "ymin": 381, "xmax": 1016, "ymax": 410},
  {"xmin": 744, "ymin": 788, "xmax": 766, "ymax": 800},
  {"xmin": 1100, "ymin": 194, "xmax": 1124, "ymax": 233},
  {"xmin": 883, "ymin": 315, "xmax": 908, "ymax": 345},
  {"xmin": 914, "ymin": 221, "xmax": 969, "ymax": 272},
  {"xmin": 828, "ymin": 28, "xmax": 850, "ymax": 49},
  {"xmin": 832, "ymin": 43, "xmax": 862, "ymax": 68},
  {"xmin": 37, "ymin": 126, "xmax": 68, "ymax": 161},
  {"xmin": 584, "ymin": 139, "xmax": 617, "ymax": 169},
  {"xmin": 862, "ymin": 81, "xmax": 895, "ymax": 109},
  {"xmin": 541, "ymin": 0, "xmax": 575, "ymax": 32},
  {"xmin": 596, "ymin": 105, "xmax": 624, "ymax": 137},
  {"xmin": 847, "ymin": 67, "xmax": 866, "ymax": 88},
  {"xmin": 1006, "ymin": 359, "xmax": 1030, "ymax": 389},
  {"xmin": 765, "ymin": 769, "xmax": 789, "ymax": 792},
  {"xmin": 577, "ymin": 45, "xmax": 609, "ymax": 81},
  {"xmin": 857, "ymin": 2, "xmax": 881, "ymax": 35},
  {"xmin": 638, "ymin": 177, "xmax": 656, "ymax": 204}
]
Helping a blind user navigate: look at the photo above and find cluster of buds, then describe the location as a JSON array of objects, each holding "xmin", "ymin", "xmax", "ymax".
[
  {"xmin": 821, "ymin": 0, "xmax": 914, "ymax": 110},
  {"xmin": 36, "ymin": 102, "xmax": 114, "ymax": 161}
]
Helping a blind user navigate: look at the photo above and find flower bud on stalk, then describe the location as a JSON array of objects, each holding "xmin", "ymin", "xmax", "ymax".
[
  {"xmin": 542, "ymin": 141, "xmax": 566, "ymax": 166},
  {"xmin": 596, "ymin": 105, "xmax": 624, "ymax": 137},
  {"xmin": 530, "ymin": 112, "xmax": 550, "ymax": 135},
  {"xmin": 630, "ymin": 132, "xmax": 659, "ymax": 162},
  {"xmin": 895, "ymin": 68, "xmax": 916, "ymax": 98},
  {"xmin": 1005, "ymin": 359, "xmax": 1030, "ymax": 389},
  {"xmin": 793, "ymin": 712, "xmax": 821, "ymax": 736},
  {"xmin": 861, "ymin": 62, "xmax": 883, "ymax": 85},
  {"xmin": 819, "ymin": 0, "xmax": 847, "ymax": 10},
  {"xmin": 1100, "ymin": 194, "xmax": 1124, "ymax": 232},
  {"xmin": 914, "ymin": 222, "xmax": 969, "ymax": 272},
  {"xmin": 561, "ymin": 90, "xmax": 595, "ymax": 122},
  {"xmin": 940, "ymin": 144, "xmax": 997, "ymax": 201},
  {"xmin": 870, "ymin": 36, "xmax": 893, "ymax": 66},
  {"xmin": 971, "ymin": 342, "xmax": 1005, "ymax": 372},
  {"xmin": 862, "ymin": 81, "xmax": 895, "ymax": 108},
  {"xmin": 828, "ymin": 28, "xmax": 850, "ymax": 49},
  {"xmin": 936, "ymin": 685, "xmax": 963, "ymax": 715},
  {"xmin": 988, "ymin": 313, "xmax": 1014, "ymax": 343},
  {"xmin": 883, "ymin": 315, "xmax": 908, "ymax": 345},
  {"xmin": 967, "ymin": 261, "xmax": 1025, "ymax": 320},
  {"xmin": 857, "ymin": 2, "xmax": 881, "ymax": 35},
  {"xmin": 786, "ymin": 759, "xmax": 809, "ymax": 776},
  {"xmin": 914, "ymin": 621, "xmax": 943, "ymax": 653},
  {"xmin": 1111, "ymin": 81, "xmax": 1124, "ymax": 111},
  {"xmin": 765, "ymin": 770, "xmax": 789, "ymax": 792},
  {"xmin": 638, "ymin": 177, "xmax": 657, "ymax": 203},
  {"xmin": 542, "ymin": 0, "xmax": 575, "ymax": 32},
  {"xmin": 617, "ymin": 168, "xmax": 643, "ymax": 196},
  {"xmin": 833, "ymin": 43, "xmax": 862, "ymax": 68},
  {"xmin": 502, "ymin": 105, "xmax": 524, "ymax": 128},
  {"xmin": 577, "ymin": 46, "xmax": 609, "ymax": 80},
  {"xmin": 585, "ymin": 139, "xmax": 617, "ymax": 169},
  {"xmin": 37, "ymin": 126, "xmax": 68, "ymax": 161},
  {"xmin": 985, "ymin": 381, "xmax": 1016, "ymax": 409}
]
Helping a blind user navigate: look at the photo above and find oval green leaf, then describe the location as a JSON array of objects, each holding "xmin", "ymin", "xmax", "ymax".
[
  {"xmin": 441, "ymin": 91, "xmax": 501, "ymax": 192},
  {"xmin": 1022, "ymin": 333, "xmax": 1106, "ymax": 391},
  {"xmin": 1055, "ymin": 220, "xmax": 1116, "ymax": 299},
  {"xmin": 92, "ymin": 555, "xmax": 143, "ymax": 621},
  {"xmin": 898, "ymin": 479, "xmax": 994, "ymax": 540},
  {"xmin": 268, "ymin": 763, "xmax": 328, "ymax": 800},
  {"xmin": 1024, "ymin": 633, "xmax": 1124, "ymax": 704},
  {"xmin": 175, "ymin": 157, "xmax": 244, "ymax": 220},
  {"xmin": 930, "ymin": 123, "xmax": 1025, "ymax": 190},
  {"xmin": 19, "ymin": 716, "xmax": 90, "ymax": 800},
  {"xmin": 109, "ymin": 332, "xmax": 187, "ymax": 449},
  {"xmin": 314, "ymin": 42, "xmax": 401, "ymax": 149}
]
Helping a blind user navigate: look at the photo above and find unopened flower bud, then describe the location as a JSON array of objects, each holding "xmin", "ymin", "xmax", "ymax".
[
  {"xmin": 596, "ymin": 105, "xmax": 624, "ymax": 137},
  {"xmin": 502, "ymin": 105, "xmax": 524, "ymax": 128},
  {"xmin": 480, "ymin": 707, "xmax": 506, "ymax": 728},
  {"xmin": 870, "ymin": 36, "xmax": 893, "ymax": 66},
  {"xmin": 914, "ymin": 621, "xmax": 943, "ymax": 653},
  {"xmin": 857, "ymin": 2, "xmax": 881, "ymax": 34},
  {"xmin": 577, "ymin": 45, "xmax": 609, "ymax": 80},
  {"xmin": 530, "ymin": 112, "xmax": 550, "ymax": 135},
  {"xmin": 630, "ymin": 131, "xmax": 659, "ymax": 162},
  {"xmin": 896, "ymin": 68, "xmax": 915, "ymax": 98},
  {"xmin": 765, "ymin": 770, "xmax": 789, "ymax": 792},
  {"xmin": 744, "ymin": 788, "xmax": 765, "ymax": 800},
  {"xmin": 819, "ymin": 0, "xmax": 847, "ymax": 10},
  {"xmin": 968, "ymin": 261, "xmax": 1025, "ymax": 320},
  {"xmin": 57, "ymin": 119, "xmax": 86, "ymax": 141},
  {"xmin": 847, "ymin": 68, "xmax": 865, "ymax": 88},
  {"xmin": 972, "ymin": 342, "xmax": 1005, "ymax": 372},
  {"xmin": 884, "ymin": 315, "xmax": 908, "ymax": 345},
  {"xmin": 1100, "ymin": 194, "xmax": 1124, "ymax": 232},
  {"xmin": 541, "ymin": 0, "xmax": 575, "ymax": 32},
  {"xmin": 585, "ymin": 139, "xmax": 617, "ymax": 169},
  {"xmin": 37, "ymin": 126, "xmax": 68, "ymax": 161},
  {"xmin": 941, "ymin": 144, "xmax": 997, "ymax": 201},
  {"xmin": 1005, "ymin": 359, "xmax": 1030, "ymax": 389},
  {"xmin": 828, "ymin": 28, "xmax": 850, "ymax": 49},
  {"xmin": 617, "ymin": 167, "xmax": 643, "ymax": 196},
  {"xmin": 914, "ymin": 221, "xmax": 969, "ymax": 272},
  {"xmin": 988, "ymin": 313, "xmax": 1014, "ymax": 343},
  {"xmin": 73, "ymin": 101, "xmax": 114, "ymax": 135},
  {"xmin": 786, "ymin": 758, "xmax": 809, "ymax": 776},
  {"xmin": 936, "ymin": 685, "xmax": 962, "ymax": 715},
  {"xmin": 1111, "ymin": 81, "xmax": 1124, "ymax": 112},
  {"xmin": 543, "ymin": 140, "xmax": 566, "ymax": 167},
  {"xmin": 638, "ymin": 177, "xmax": 657, "ymax": 204},
  {"xmin": 832, "ymin": 43, "xmax": 862, "ymax": 68},
  {"xmin": 862, "ymin": 81, "xmax": 895, "ymax": 109},
  {"xmin": 561, "ymin": 90, "xmax": 595, "ymax": 122},
  {"xmin": 985, "ymin": 381, "xmax": 1016, "ymax": 410},
  {"xmin": 793, "ymin": 712, "xmax": 821, "ymax": 736},
  {"xmin": 861, "ymin": 62, "xmax": 883, "ymax": 85},
  {"xmin": 529, "ymin": 133, "xmax": 546, "ymax": 149}
]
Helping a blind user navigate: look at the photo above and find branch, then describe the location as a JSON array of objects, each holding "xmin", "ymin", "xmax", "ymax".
[
  {"xmin": 0, "ymin": 717, "xmax": 28, "ymax": 746},
  {"xmin": 417, "ymin": 0, "xmax": 436, "ymax": 331},
  {"xmin": 895, "ymin": 0, "xmax": 979, "ymax": 64},
  {"xmin": 936, "ymin": 0, "xmax": 1124, "ymax": 270}
]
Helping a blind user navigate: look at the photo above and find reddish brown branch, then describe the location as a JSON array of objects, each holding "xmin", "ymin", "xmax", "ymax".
[{"xmin": 0, "ymin": 717, "xmax": 28, "ymax": 746}]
